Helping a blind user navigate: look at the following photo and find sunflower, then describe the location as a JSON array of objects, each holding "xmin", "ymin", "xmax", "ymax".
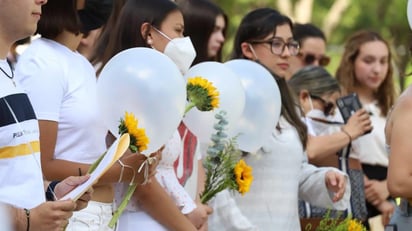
[
  {"xmin": 118, "ymin": 112, "xmax": 149, "ymax": 153},
  {"xmin": 185, "ymin": 76, "xmax": 219, "ymax": 114},
  {"xmin": 347, "ymin": 219, "xmax": 367, "ymax": 231},
  {"xmin": 234, "ymin": 159, "xmax": 253, "ymax": 195}
]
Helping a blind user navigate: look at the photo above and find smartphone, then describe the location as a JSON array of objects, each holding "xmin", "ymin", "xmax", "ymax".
[
  {"xmin": 336, "ymin": 93, "xmax": 362, "ymax": 123},
  {"xmin": 336, "ymin": 93, "xmax": 372, "ymax": 134},
  {"xmin": 384, "ymin": 224, "xmax": 397, "ymax": 231}
]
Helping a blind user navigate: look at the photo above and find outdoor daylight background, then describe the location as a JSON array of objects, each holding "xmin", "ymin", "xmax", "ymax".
[{"xmin": 214, "ymin": 0, "xmax": 412, "ymax": 91}]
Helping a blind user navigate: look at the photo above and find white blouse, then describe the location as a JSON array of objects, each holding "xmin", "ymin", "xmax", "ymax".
[{"xmin": 234, "ymin": 117, "xmax": 350, "ymax": 230}]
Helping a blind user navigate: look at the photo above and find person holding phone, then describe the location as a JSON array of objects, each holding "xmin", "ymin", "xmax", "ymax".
[
  {"xmin": 336, "ymin": 30, "xmax": 398, "ymax": 228},
  {"xmin": 288, "ymin": 66, "xmax": 372, "ymax": 228}
]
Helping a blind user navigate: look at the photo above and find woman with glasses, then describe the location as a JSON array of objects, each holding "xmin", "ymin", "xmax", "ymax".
[
  {"xmin": 230, "ymin": 8, "xmax": 350, "ymax": 230},
  {"xmin": 288, "ymin": 66, "xmax": 372, "ymax": 228},
  {"xmin": 336, "ymin": 30, "xmax": 397, "ymax": 229},
  {"xmin": 286, "ymin": 23, "xmax": 330, "ymax": 80}
]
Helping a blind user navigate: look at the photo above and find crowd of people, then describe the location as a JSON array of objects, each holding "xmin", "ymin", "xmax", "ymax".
[{"xmin": 1, "ymin": 0, "xmax": 411, "ymax": 230}]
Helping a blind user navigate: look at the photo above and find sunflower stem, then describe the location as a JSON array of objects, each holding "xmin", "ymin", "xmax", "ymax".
[
  {"xmin": 87, "ymin": 151, "xmax": 107, "ymax": 174},
  {"xmin": 184, "ymin": 101, "xmax": 196, "ymax": 115},
  {"xmin": 108, "ymin": 183, "xmax": 137, "ymax": 228}
]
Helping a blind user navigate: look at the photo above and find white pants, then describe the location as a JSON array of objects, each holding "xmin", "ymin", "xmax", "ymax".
[{"xmin": 66, "ymin": 201, "xmax": 114, "ymax": 231}]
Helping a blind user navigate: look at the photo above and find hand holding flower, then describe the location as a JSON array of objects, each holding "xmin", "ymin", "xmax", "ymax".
[
  {"xmin": 325, "ymin": 170, "xmax": 346, "ymax": 202},
  {"xmin": 109, "ymin": 112, "xmax": 153, "ymax": 228},
  {"xmin": 186, "ymin": 201, "xmax": 213, "ymax": 229}
]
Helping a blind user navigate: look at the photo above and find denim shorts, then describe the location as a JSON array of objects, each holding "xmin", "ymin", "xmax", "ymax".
[
  {"xmin": 66, "ymin": 201, "xmax": 114, "ymax": 231},
  {"xmin": 388, "ymin": 198, "xmax": 412, "ymax": 230}
]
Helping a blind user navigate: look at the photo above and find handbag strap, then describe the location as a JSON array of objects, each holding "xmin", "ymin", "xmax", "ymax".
[{"xmin": 337, "ymin": 142, "xmax": 351, "ymax": 172}]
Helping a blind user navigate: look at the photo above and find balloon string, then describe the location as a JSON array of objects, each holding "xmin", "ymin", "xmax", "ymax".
[{"xmin": 137, "ymin": 156, "xmax": 157, "ymax": 185}]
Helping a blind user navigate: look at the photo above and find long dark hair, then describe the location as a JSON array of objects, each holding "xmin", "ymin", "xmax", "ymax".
[
  {"xmin": 232, "ymin": 8, "xmax": 308, "ymax": 149},
  {"xmin": 91, "ymin": 0, "xmax": 127, "ymax": 67},
  {"xmin": 177, "ymin": 0, "xmax": 227, "ymax": 65},
  {"xmin": 96, "ymin": 0, "xmax": 179, "ymax": 74}
]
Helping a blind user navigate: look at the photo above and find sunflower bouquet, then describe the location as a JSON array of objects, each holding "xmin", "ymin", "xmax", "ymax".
[
  {"xmin": 304, "ymin": 211, "xmax": 367, "ymax": 231},
  {"xmin": 200, "ymin": 111, "xmax": 253, "ymax": 204},
  {"xmin": 108, "ymin": 111, "xmax": 150, "ymax": 228},
  {"xmin": 184, "ymin": 76, "xmax": 219, "ymax": 115}
]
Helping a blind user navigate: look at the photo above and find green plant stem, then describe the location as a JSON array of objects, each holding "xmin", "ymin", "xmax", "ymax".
[
  {"xmin": 87, "ymin": 151, "xmax": 107, "ymax": 174},
  {"xmin": 108, "ymin": 183, "xmax": 137, "ymax": 228},
  {"xmin": 200, "ymin": 183, "xmax": 226, "ymax": 203},
  {"xmin": 184, "ymin": 101, "xmax": 196, "ymax": 115}
]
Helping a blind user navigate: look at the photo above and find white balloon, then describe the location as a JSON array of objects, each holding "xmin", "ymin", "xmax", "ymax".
[
  {"xmin": 183, "ymin": 61, "xmax": 245, "ymax": 143},
  {"xmin": 408, "ymin": 0, "xmax": 412, "ymax": 30},
  {"xmin": 225, "ymin": 59, "xmax": 281, "ymax": 153},
  {"xmin": 97, "ymin": 47, "xmax": 186, "ymax": 155}
]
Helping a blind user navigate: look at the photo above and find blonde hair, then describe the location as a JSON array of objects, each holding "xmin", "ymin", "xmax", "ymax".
[{"xmin": 335, "ymin": 30, "xmax": 396, "ymax": 116}]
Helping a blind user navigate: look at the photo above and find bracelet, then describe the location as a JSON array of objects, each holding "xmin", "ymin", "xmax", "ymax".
[
  {"xmin": 341, "ymin": 127, "xmax": 352, "ymax": 143},
  {"xmin": 23, "ymin": 208, "xmax": 30, "ymax": 231},
  {"xmin": 117, "ymin": 159, "xmax": 136, "ymax": 183},
  {"xmin": 46, "ymin": 180, "xmax": 61, "ymax": 201}
]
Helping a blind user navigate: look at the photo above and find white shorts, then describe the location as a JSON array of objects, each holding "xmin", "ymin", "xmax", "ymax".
[{"xmin": 66, "ymin": 201, "xmax": 114, "ymax": 231}]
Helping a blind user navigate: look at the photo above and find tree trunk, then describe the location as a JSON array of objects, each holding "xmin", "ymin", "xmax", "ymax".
[
  {"xmin": 277, "ymin": 0, "xmax": 293, "ymax": 20},
  {"xmin": 322, "ymin": 0, "xmax": 351, "ymax": 39},
  {"xmin": 294, "ymin": 0, "xmax": 314, "ymax": 23}
]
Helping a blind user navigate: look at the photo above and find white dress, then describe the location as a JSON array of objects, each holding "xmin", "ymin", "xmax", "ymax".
[
  {"xmin": 234, "ymin": 117, "xmax": 350, "ymax": 230},
  {"xmin": 115, "ymin": 130, "xmax": 196, "ymax": 231}
]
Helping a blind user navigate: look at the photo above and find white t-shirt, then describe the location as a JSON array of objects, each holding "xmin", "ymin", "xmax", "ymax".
[
  {"xmin": 15, "ymin": 38, "xmax": 107, "ymax": 164},
  {"xmin": 0, "ymin": 59, "xmax": 44, "ymax": 209},
  {"xmin": 351, "ymin": 102, "xmax": 388, "ymax": 166}
]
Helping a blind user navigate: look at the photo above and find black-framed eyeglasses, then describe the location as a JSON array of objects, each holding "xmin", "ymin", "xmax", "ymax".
[
  {"xmin": 310, "ymin": 94, "xmax": 335, "ymax": 116},
  {"xmin": 249, "ymin": 38, "xmax": 300, "ymax": 56},
  {"xmin": 298, "ymin": 53, "xmax": 331, "ymax": 66}
]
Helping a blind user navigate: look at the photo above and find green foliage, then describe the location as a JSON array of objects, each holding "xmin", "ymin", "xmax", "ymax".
[
  {"xmin": 200, "ymin": 111, "xmax": 242, "ymax": 203},
  {"xmin": 304, "ymin": 210, "xmax": 367, "ymax": 231},
  {"xmin": 212, "ymin": 0, "xmax": 412, "ymax": 89}
]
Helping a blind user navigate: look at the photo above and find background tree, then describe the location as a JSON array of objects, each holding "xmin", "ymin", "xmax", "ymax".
[{"xmin": 214, "ymin": 0, "xmax": 412, "ymax": 90}]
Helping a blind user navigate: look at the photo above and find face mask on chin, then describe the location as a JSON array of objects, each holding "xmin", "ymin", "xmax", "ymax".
[
  {"xmin": 305, "ymin": 96, "xmax": 334, "ymax": 121},
  {"xmin": 152, "ymin": 27, "xmax": 196, "ymax": 75}
]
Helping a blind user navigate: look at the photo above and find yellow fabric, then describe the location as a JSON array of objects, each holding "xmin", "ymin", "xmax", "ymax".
[{"xmin": 0, "ymin": 141, "xmax": 40, "ymax": 159}]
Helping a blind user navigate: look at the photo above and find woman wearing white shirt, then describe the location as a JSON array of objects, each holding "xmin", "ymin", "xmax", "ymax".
[{"xmin": 230, "ymin": 8, "xmax": 350, "ymax": 230}]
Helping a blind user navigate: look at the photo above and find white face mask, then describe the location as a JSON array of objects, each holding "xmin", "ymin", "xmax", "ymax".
[
  {"xmin": 305, "ymin": 97, "xmax": 334, "ymax": 121},
  {"xmin": 305, "ymin": 97, "xmax": 339, "ymax": 135},
  {"xmin": 153, "ymin": 27, "xmax": 196, "ymax": 74}
]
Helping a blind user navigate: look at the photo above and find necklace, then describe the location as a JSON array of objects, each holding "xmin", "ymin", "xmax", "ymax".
[{"xmin": 0, "ymin": 65, "xmax": 15, "ymax": 86}]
